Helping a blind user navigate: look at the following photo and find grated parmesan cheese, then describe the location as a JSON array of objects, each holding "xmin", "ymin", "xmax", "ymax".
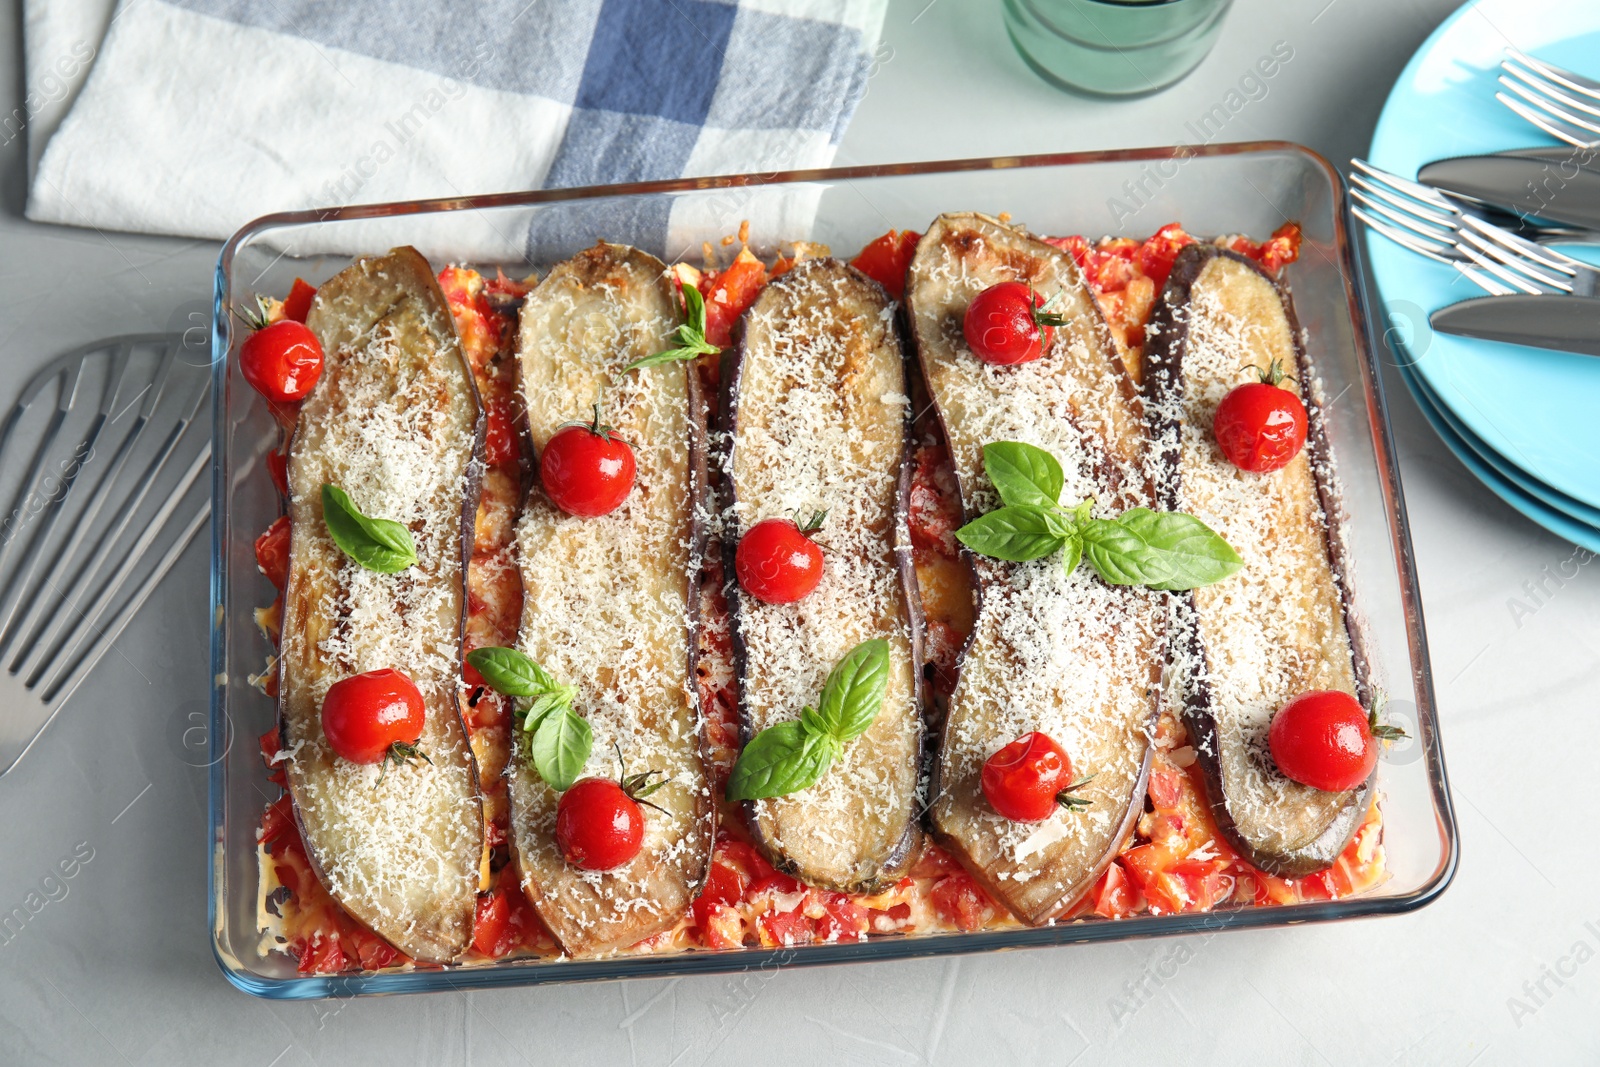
[
  {"xmin": 911, "ymin": 214, "xmax": 1163, "ymax": 925},
  {"xmin": 279, "ymin": 249, "xmax": 484, "ymax": 963},
  {"xmin": 725, "ymin": 259, "xmax": 922, "ymax": 892}
]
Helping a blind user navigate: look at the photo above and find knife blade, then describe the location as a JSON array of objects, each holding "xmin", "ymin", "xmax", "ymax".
[
  {"xmin": 1430, "ymin": 294, "xmax": 1600, "ymax": 357},
  {"xmin": 1418, "ymin": 152, "xmax": 1600, "ymax": 230}
]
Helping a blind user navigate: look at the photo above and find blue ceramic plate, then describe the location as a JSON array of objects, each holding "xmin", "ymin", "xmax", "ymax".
[
  {"xmin": 1400, "ymin": 356, "xmax": 1600, "ymax": 528},
  {"xmin": 1395, "ymin": 357, "xmax": 1600, "ymax": 549},
  {"xmin": 1366, "ymin": 0, "xmax": 1600, "ymax": 507}
]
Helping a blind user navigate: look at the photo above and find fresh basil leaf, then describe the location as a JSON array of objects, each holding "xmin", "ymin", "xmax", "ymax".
[
  {"xmin": 1116, "ymin": 508, "xmax": 1243, "ymax": 590},
  {"xmin": 810, "ymin": 638, "xmax": 891, "ymax": 743},
  {"xmin": 623, "ymin": 282, "xmax": 719, "ymax": 373},
  {"xmin": 1078, "ymin": 517, "xmax": 1175, "ymax": 587},
  {"xmin": 321, "ymin": 484, "xmax": 417, "ymax": 574},
  {"xmin": 529, "ymin": 707, "xmax": 592, "ymax": 792},
  {"xmin": 982, "ymin": 441, "xmax": 1064, "ymax": 509},
  {"xmin": 682, "ymin": 279, "xmax": 708, "ymax": 333},
  {"xmin": 955, "ymin": 504, "xmax": 1070, "ymax": 562},
  {"xmin": 1060, "ymin": 530, "xmax": 1084, "ymax": 579},
  {"xmin": 467, "ymin": 646, "xmax": 567, "ymax": 701},
  {"xmin": 725, "ymin": 721, "xmax": 836, "ymax": 801}
]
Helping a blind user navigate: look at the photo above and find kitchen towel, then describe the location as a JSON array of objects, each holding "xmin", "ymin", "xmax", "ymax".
[{"xmin": 22, "ymin": 0, "xmax": 888, "ymax": 257}]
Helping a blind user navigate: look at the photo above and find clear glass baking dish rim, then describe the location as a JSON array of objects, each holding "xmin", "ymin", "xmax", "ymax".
[{"xmin": 208, "ymin": 140, "xmax": 1459, "ymax": 998}]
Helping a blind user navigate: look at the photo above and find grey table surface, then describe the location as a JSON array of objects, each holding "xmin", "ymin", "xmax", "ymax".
[{"xmin": 4, "ymin": 0, "xmax": 1598, "ymax": 1063}]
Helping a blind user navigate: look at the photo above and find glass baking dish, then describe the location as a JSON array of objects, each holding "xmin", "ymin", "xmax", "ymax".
[{"xmin": 209, "ymin": 142, "xmax": 1457, "ymax": 999}]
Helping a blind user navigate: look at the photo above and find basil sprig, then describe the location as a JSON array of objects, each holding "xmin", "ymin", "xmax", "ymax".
[
  {"xmin": 726, "ymin": 639, "xmax": 890, "ymax": 802},
  {"xmin": 466, "ymin": 647, "xmax": 591, "ymax": 791},
  {"xmin": 321, "ymin": 484, "xmax": 418, "ymax": 574},
  {"xmin": 623, "ymin": 283, "xmax": 720, "ymax": 373},
  {"xmin": 955, "ymin": 442, "xmax": 1242, "ymax": 591}
]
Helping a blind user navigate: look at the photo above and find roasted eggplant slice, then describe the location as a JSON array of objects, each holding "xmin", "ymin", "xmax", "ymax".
[
  {"xmin": 508, "ymin": 242, "xmax": 713, "ymax": 956},
  {"xmin": 721, "ymin": 258, "xmax": 923, "ymax": 893},
  {"xmin": 1144, "ymin": 244, "xmax": 1369, "ymax": 876},
  {"xmin": 907, "ymin": 213, "xmax": 1163, "ymax": 926},
  {"xmin": 278, "ymin": 247, "xmax": 486, "ymax": 963}
]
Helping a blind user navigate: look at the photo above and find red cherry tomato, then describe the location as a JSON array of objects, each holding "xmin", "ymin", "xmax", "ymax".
[
  {"xmin": 1268, "ymin": 690, "xmax": 1375, "ymax": 792},
  {"xmin": 1212, "ymin": 371, "xmax": 1308, "ymax": 473},
  {"xmin": 734, "ymin": 518, "xmax": 824, "ymax": 604},
  {"xmin": 320, "ymin": 668, "xmax": 427, "ymax": 765},
  {"xmin": 540, "ymin": 423, "xmax": 636, "ymax": 517},
  {"xmin": 980, "ymin": 731, "xmax": 1081, "ymax": 822},
  {"xmin": 254, "ymin": 515, "xmax": 291, "ymax": 590},
  {"xmin": 240, "ymin": 320, "xmax": 324, "ymax": 403},
  {"xmin": 555, "ymin": 777, "xmax": 646, "ymax": 871},
  {"xmin": 962, "ymin": 281, "xmax": 1057, "ymax": 366}
]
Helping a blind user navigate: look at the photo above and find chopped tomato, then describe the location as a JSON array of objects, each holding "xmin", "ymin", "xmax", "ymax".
[
  {"xmin": 1232, "ymin": 222, "xmax": 1303, "ymax": 274},
  {"xmin": 483, "ymin": 391, "xmax": 517, "ymax": 467},
  {"xmin": 1133, "ymin": 223, "xmax": 1196, "ymax": 289},
  {"xmin": 280, "ymin": 278, "xmax": 317, "ymax": 323},
  {"xmin": 699, "ymin": 250, "xmax": 768, "ymax": 348},
  {"xmin": 254, "ymin": 515, "xmax": 290, "ymax": 590},
  {"xmin": 720, "ymin": 838, "xmax": 778, "ymax": 885},
  {"xmin": 757, "ymin": 906, "xmax": 811, "ymax": 947},
  {"xmin": 259, "ymin": 795, "xmax": 299, "ymax": 856},
  {"xmin": 473, "ymin": 888, "xmax": 513, "ymax": 957},
  {"xmin": 929, "ymin": 871, "xmax": 995, "ymax": 932},
  {"xmin": 485, "ymin": 270, "xmax": 531, "ymax": 300},
  {"xmin": 815, "ymin": 893, "xmax": 870, "ymax": 942},
  {"xmin": 295, "ymin": 933, "xmax": 347, "ymax": 975},
  {"xmin": 266, "ymin": 448, "xmax": 289, "ymax": 497},
  {"xmin": 907, "ymin": 443, "xmax": 960, "ymax": 558},
  {"xmin": 850, "ymin": 229, "xmax": 920, "ymax": 300},
  {"xmin": 1092, "ymin": 861, "xmax": 1136, "ymax": 919},
  {"xmin": 1147, "ymin": 767, "xmax": 1185, "ymax": 810},
  {"xmin": 747, "ymin": 872, "xmax": 804, "ymax": 899},
  {"xmin": 698, "ymin": 903, "xmax": 744, "ymax": 948},
  {"xmin": 693, "ymin": 862, "xmax": 746, "ymax": 933},
  {"xmin": 258, "ymin": 728, "xmax": 286, "ymax": 787},
  {"xmin": 472, "ymin": 883, "xmax": 542, "ymax": 958}
]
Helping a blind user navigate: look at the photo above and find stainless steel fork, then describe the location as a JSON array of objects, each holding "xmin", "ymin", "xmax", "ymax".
[
  {"xmin": 1499, "ymin": 49, "xmax": 1600, "ymax": 148},
  {"xmin": 1349, "ymin": 159, "xmax": 1600, "ymax": 297},
  {"xmin": 1350, "ymin": 159, "xmax": 1597, "ymax": 251}
]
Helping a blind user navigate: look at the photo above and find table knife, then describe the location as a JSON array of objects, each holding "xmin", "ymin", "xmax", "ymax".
[
  {"xmin": 1418, "ymin": 151, "xmax": 1600, "ymax": 230},
  {"xmin": 1430, "ymin": 294, "xmax": 1600, "ymax": 356}
]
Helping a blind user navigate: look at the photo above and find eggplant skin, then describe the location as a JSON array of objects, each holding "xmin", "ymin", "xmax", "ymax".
[
  {"xmin": 506, "ymin": 242, "xmax": 713, "ymax": 957},
  {"xmin": 908, "ymin": 214, "xmax": 1161, "ymax": 926},
  {"xmin": 1144, "ymin": 243, "xmax": 1370, "ymax": 877},
  {"xmin": 720, "ymin": 258, "xmax": 924, "ymax": 894},
  {"xmin": 279, "ymin": 246, "xmax": 486, "ymax": 964}
]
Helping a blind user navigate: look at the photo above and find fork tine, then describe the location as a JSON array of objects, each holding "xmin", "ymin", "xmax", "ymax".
[
  {"xmin": 1501, "ymin": 62, "xmax": 1600, "ymax": 123},
  {"xmin": 1350, "ymin": 174, "xmax": 1461, "ymax": 230},
  {"xmin": 1350, "ymin": 189, "xmax": 1458, "ymax": 249},
  {"xmin": 1351, "ymin": 160, "xmax": 1463, "ymax": 212},
  {"xmin": 1496, "ymin": 92, "xmax": 1594, "ymax": 148},
  {"xmin": 1351, "ymin": 205, "xmax": 1460, "ymax": 264},
  {"xmin": 1505, "ymin": 47, "xmax": 1600, "ymax": 104},
  {"xmin": 1456, "ymin": 229, "xmax": 1573, "ymax": 293},
  {"xmin": 1498, "ymin": 75, "xmax": 1600, "ymax": 141},
  {"xmin": 1457, "ymin": 215, "xmax": 1584, "ymax": 273},
  {"xmin": 1455, "ymin": 261, "xmax": 1519, "ymax": 296},
  {"xmin": 1455, "ymin": 240, "xmax": 1556, "ymax": 294}
]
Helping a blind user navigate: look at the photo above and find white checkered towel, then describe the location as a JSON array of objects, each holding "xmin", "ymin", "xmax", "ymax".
[{"xmin": 20, "ymin": 0, "xmax": 887, "ymax": 251}]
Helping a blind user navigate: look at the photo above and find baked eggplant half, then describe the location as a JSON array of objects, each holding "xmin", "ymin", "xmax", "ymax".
[
  {"xmin": 907, "ymin": 214, "xmax": 1164, "ymax": 926},
  {"xmin": 1144, "ymin": 244, "xmax": 1369, "ymax": 876},
  {"xmin": 507, "ymin": 242, "xmax": 713, "ymax": 956},
  {"xmin": 720, "ymin": 258, "xmax": 923, "ymax": 893},
  {"xmin": 277, "ymin": 247, "xmax": 486, "ymax": 963}
]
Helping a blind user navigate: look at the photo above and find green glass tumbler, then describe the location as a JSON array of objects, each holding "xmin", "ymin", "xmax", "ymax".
[{"xmin": 1004, "ymin": 0, "xmax": 1234, "ymax": 98}]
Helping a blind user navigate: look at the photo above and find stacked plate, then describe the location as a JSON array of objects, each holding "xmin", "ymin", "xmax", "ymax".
[{"xmin": 1364, "ymin": 0, "xmax": 1600, "ymax": 549}]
